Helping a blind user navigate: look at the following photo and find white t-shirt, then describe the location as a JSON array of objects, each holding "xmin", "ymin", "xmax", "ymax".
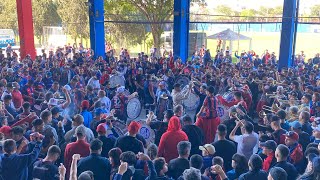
[
  {"xmin": 99, "ymin": 96, "xmax": 111, "ymax": 114},
  {"xmin": 234, "ymin": 132, "xmax": 259, "ymax": 160},
  {"xmin": 88, "ymin": 77, "xmax": 100, "ymax": 90}
]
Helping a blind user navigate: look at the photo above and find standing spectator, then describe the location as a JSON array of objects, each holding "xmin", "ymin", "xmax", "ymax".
[
  {"xmin": 115, "ymin": 121, "xmax": 144, "ymax": 154},
  {"xmin": 80, "ymin": 100, "xmax": 93, "ymax": 128},
  {"xmin": 2, "ymin": 136, "xmax": 42, "ymax": 180},
  {"xmin": 64, "ymin": 114, "xmax": 94, "ymax": 143},
  {"xmin": 77, "ymin": 139, "xmax": 111, "ymax": 180},
  {"xmin": 108, "ymin": 148, "xmax": 122, "ymax": 178},
  {"xmin": 199, "ymin": 144, "xmax": 215, "ymax": 172},
  {"xmin": 290, "ymin": 121, "xmax": 310, "ymax": 151},
  {"xmin": 96, "ymin": 123, "xmax": 116, "ymax": 157},
  {"xmin": 182, "ymin": 115, "xmax": 204, "ymax": 156},
  {"xmin": 238, "ymin": 154, "xmax": 268, "ymax": 180},
  {"xmin": 273, "ymin": 144, "xmax": 299, "ymax": 180},
  {"xmin": 167, "ymin": 141, "xmax": 191, "ymax": 179},
  {"xmin": 182, "ymin": 167, "xmax": 202, "ymax": 180},
  {"xmin": 212, "ymin": 124, "xmax": 237, "ymax": 172},
  {"xmin": 268, "ymin": 167, "xmax": 288, "ymax": 180},
  {"xmin": 260, "ymin": 140, "xmax": 277, "ymax": 171},
  {"xmin": 229, "ymin": 121, "xmax": 259, "ymax": 160},
  {"xmin": 32, "ymin": 145, "xmax": 61, "ymax": 180},
  {"xmin": 270, "ymin": 115, "xmax": 287, "ymax": 145},
  {"xmin": 158, "ymin": 116, "xmax": 189, "ymax": 162},
  {"xmin": 98, "ymin": 90, "xmax": 111, "ymax": 115},
  {"xmin": 298, "ymin": 156, "xmax": 320, "ymax": 180},
  {"xmin": 64, "ymin": 126, "xmax": 90, "ymax": 179},
  {"xmin": 226, "ymin": 153, "xmax": 248, "ymax": 180},
  {"xmin": 299, "ymin": 111, "xmax": 313, "ymax": 135},
  {"xmin": 145, "ymin": 157, "xmax": 170, "ymax": 180},
  {"xmin": 41, "ymin": 110, "xmax": 59, "ymax": 144},
  {"xmin": 119, "ymin": 151, "xmax": 145, "ymax": 180},
  {"xmin": 284, "ymin": 131, "xmax": 304, "ymax": 172}
]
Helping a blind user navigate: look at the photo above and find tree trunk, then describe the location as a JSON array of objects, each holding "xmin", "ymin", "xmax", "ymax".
[{"xmin": 151, "ymin": 25, "xmax": 162, "ymax": 57}]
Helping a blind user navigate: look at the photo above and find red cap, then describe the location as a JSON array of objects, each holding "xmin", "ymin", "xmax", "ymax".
[
  {"xmin": 128, "ymin": 121, "xmax": 141, "ymax": 134},
  {"xmin": 81, "ymin": 100, "xmax": 90, "ymax": 109},
  {"xmin": 0, "ymin": 126, "xmax": 11, "ymax": 137},
  {"xmin": 285, "ymin": 131, "xmax": 299, "ymax": 141},
  {"xmin": 96, "ymin": 123, "xmax": 107, "ymax": 134}
]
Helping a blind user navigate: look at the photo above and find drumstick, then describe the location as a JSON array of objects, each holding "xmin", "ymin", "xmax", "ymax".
[{"xmin": 234, "ymin": 113, "xmax": 245, "ymax": 126}]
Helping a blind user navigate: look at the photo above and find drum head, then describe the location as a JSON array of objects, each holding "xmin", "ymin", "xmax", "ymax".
[
  {"xmin": 137, "ymin": 120, "xmax": 155, "ymax": 145},
  {"xmin": 126, "ymin": 97, "xmax": 142, "ymax": 119},
  {"xmin": 217, "ymin": 104, "xmax": 229, "ymax": 121},
  {"xmin": 109, "ymin": 75, "xmax": 125, "ymax": 88},
  {"xmin": 183, "ymin": 93, "xmax": 200, "ymax": 111},
  {"xmin": 223, "ymin": 92, "xmax": 235, "ymax": 102},
  {"xmin": 112, "ymin": 120, "xmax": 128, "ymax": 136},
  {"xmin": 175, "ymin": 76, "xmax": 190, "ymax": 89}
]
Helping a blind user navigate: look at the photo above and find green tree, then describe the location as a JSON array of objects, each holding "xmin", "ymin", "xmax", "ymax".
[
  {"xmin": 32, "ymin": 0, "xmax": 61, "ymax": 45},
  {"xmin": 311, "ymin": 5, "xmax": 320, "ymax": 16},
  {"xmin": 0, "ymin": 0, "xmax": 18, "ymax": 33},
  {"xmin": 104, "ymin": 0, "xmax": 148, "ymax": 48},
  {"xmin": 240, "ymin": 9, "xmax": 256, "ymax": 21},
  {"xmin": 57, "ymin": 0, "xmax": 89, "ymax": 43}
]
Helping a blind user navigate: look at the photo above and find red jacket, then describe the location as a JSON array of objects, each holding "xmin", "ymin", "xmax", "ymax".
[
  {"xmin": 158, "ymin": 116, "xmax": 189, "ymax": 163},
  {"xmin": 64, "ymin": 139, "xmax": 90, "ymax": 179}
]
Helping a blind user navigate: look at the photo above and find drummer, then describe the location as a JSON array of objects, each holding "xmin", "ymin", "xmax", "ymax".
[
  {"xmin": 111, "ymin": 86, "xmax": 138, "ymax": 123},
  {"xmin": 171, "ymin": 83, "xmax": 191, "ymax": 107}
]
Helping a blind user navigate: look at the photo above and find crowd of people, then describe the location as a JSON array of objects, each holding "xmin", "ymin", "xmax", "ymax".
[{"xmin": 0, "ymin": 43, "xmax": 320, "ymax": 180}]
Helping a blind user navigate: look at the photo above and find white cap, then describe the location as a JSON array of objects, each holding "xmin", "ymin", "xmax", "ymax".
[{"xmin": 48, "ymin": 98, "xmax": 58, "ymax": 106}]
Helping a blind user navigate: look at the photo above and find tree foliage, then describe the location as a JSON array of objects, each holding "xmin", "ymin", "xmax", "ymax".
[
  {"xmin": 0, "ymin": 0, "xmax": 18, "ymax": 32},
  {"xmin": 57, "ymin": 0, "xmax": 89, "ymax": 42},
  {"xmin": 32, "ymin": 0, "xmax": 61, "ymax": 44},
  {"xmin": 311, "ymin": 5, "xmax": 320, "ymax": 16},
  {"xmin": 104, "ymin": 0, "xmax": 148, "ymax": 48}
]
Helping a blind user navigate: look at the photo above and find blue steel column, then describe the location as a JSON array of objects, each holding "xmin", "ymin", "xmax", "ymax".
[
  {"xmin": 278, "ymin": 0, "xmax": 297, "ymax": 69},
  {"xmin": 173, "ymin": 0, "xmax": 190, "ymax": 63},
  {"xmin": 89, "ymin": 0, "xmax": 105, "ymax": 58}
]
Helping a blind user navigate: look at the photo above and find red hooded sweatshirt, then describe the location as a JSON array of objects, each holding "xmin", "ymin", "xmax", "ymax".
[{"xmin": 158, "ymin": 116, "xmax": 189, "ymax": 163}]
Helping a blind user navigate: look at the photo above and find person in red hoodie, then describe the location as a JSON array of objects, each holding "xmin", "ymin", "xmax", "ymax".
[{"xmin": 158, "ymin": 115, "xmax": 189, "ymax": 163}]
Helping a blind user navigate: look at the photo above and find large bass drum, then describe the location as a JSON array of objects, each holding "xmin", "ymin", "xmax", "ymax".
[
  {"xmin": 175, "ymin": 75, "xmax": 190, "ymax": 89},
  {"xmin": 126, "ymin": 97, "xmax": 142, "ymax": 119},
  {"xmin": 109, "ymin": 75, "xmax": 125, "ymax": 88},
  {"xmin": 216, "ymin": 103, "xmax": 230, "ymax": 121},
  {"xmin": 137, "ymin": 120, "xmax": 155, "ymax": 146},
  {"xmin": 183, "ymin": 92, "xmax": 200, "ymax": 111}
]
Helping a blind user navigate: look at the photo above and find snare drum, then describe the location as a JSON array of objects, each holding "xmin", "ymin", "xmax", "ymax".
[
  {"xmin": 222, "ymin": 91, "xmax": 235, "ymax": 102},
  {"xmin": 137, "ymin": 120, "xmax": 155, "ymax": 146}
]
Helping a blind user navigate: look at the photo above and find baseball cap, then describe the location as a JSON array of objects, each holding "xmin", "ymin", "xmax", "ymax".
[
  {"xmin": 159, "ymin": 81, "xmax": 165, "ymax": 86},
  {"xmin": 290, "ymin": 121, "xmax": 302, "ymax": 129},
  {"xmin": 116, "ymin": 86, "xmax": 125, "ymax": 94},
  {"xmin": 51, "ymin": 106, "xmax": 62, "ymax": 115},
  {"xmin": 260, "ymin": 140, "xmax": 277, "ymax": 151},
  {"xmin": 128, "ymin": 121, "xmax": 141, "ymax": 134},
  {"xmin": 48, "ymin": 98, "xmax": 58, "ymax": 106},
  {"xmin": 96, "ymin": 123, "xmax": 107, "ymax": 134},
  {"xmin": 285, "ymin": 131, "xmax": 299, "ymax": 141},
  {"xmin": 199, "ymin": 144, "xmax": 216, "ymax": 155},
  {"xmin": 81, "ymin": 100, "xmax": 90, "ymax": 109},
  {"xmin": 0, "ymin": 126, "xmax": 11, "ymax": 137}
]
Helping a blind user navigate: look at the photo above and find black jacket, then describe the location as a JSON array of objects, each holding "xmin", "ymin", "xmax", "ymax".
[{"xmin": 77, "ymin": 153, "xmax": 111, "ymax": 180}]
